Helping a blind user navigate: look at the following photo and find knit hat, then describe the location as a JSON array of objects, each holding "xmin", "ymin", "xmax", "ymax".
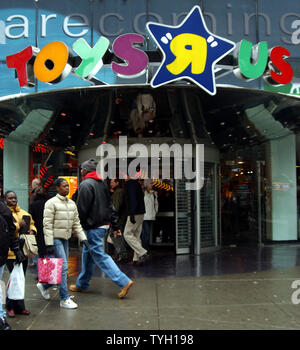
[
  {"xmin": 81, "ymin": 158, "xmax": 98, "ymax": 172},
  {"xmin": 144, "ymin": 179, "xmax": 153, "ymax": 186}
]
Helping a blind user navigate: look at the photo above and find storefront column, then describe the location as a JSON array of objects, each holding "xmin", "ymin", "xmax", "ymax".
[
  {"xmin": 4, "ymin": 139, "xmax": 29, "ymax": 211},
  {"xmin": 245, "ymin": 104, "xmax": 297, "ymax": 241},
  {"xmin": 267, "ymin": 134, "xmax": 297, "ymax": 241}
]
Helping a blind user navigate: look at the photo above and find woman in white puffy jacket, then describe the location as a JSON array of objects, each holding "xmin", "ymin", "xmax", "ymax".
[
  {"xmin": 141, "ymin": 179, "xmax": 158, "ymax": 252},
  {"xmin": 37, "ymin": 178, "xmax": 87, "ymax": 310}
]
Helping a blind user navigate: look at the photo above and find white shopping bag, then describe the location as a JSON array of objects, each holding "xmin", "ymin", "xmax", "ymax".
[{"xmin": 6, "ymin": 263, "xmax": 25, "ymax": 300}]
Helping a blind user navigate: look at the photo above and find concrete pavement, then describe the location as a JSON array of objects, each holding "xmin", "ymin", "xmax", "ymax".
[{"xmin": 2, "ymin": 246, "xmax": 300, "ymax": 330}]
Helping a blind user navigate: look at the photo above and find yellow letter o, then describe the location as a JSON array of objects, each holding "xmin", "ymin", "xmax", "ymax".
[{"xmin": 34, "ymin": 41, "xmax": 72, "ymax": 84}]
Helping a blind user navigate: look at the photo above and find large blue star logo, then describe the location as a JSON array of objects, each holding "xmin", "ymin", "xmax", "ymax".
[{"xmin": 146, "ymin": 6, "xmax": 236, "ymax": 95}]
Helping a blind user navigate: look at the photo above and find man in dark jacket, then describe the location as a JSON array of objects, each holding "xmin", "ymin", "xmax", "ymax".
[
  {"xmin": 69, "ymin": 159, "xmax": 134, "ymax": 298},
  {"xmin": 0, "ymin": 200, "xmax": 24, "ymax": 330},
  {"xmin": 123, "ymin": 177, "xmax": 148, "ymax": 265}
]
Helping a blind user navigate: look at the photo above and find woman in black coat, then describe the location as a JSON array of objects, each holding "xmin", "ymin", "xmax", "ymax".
[
  {"xmin": 29, "ymin": 187, "xmax": 48, "ymax": 258},
  {"xmin": 0, "ymin": 200, "xmax": 24, "ymax": 330}
]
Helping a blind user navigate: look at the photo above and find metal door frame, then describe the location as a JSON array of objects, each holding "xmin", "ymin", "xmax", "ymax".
[{"xmin": 175, "ymin": 179, "xmax": 192, "ymax": 254}]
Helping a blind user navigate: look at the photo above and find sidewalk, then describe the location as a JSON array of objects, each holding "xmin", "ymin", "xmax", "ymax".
[{"xmin": 2, "ymin": 245, "xmax": 300, "ymax": 330}]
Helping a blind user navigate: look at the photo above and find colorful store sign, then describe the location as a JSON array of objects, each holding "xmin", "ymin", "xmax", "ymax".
[
  {"xmin": 146, "ymin": 6, "xmax": 235, "ymax": 94},
  {"xmin": 233, "ymin": 40, "xmax": 293, "ymax": 85},
  {"xmin": 5, "ymin": 6, "xmax": 295, "ymax": 96}
]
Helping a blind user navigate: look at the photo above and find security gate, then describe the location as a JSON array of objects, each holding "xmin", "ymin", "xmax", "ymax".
[{"xmin": 175, "ymin": 179, "xmax": 193, "ymax": 254}]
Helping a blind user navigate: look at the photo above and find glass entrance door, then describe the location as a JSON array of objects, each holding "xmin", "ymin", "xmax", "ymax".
[
  {"xmin": 175, "ymin": 161, "xmax": 219, "ymax": 254},
  {"xmin": 221, "ymin": 159, "xmax": 265, "ymax": 246},
  {"xmin": 200, "ymin": 162, "xmax": 218, "ymax": 249}
]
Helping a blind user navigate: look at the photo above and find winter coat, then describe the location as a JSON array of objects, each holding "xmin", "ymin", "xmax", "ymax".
[
  {"xmin": 7, "ymin": 205, "xmax": 37, "ymax": 260},
  {"xmin": 29, "ymin": 193, "xmax": 48, "ymax": 257},
  {"xmin": 143, "ymin": 190, "xmax": 159, "ymax": 221},
  {"xmin": 0, "ymin": 201, "xmax": 21, "ymax": 267},
  {"xmin": 125, "ymin": 180, "xmax": 145, "ymax": 216},
  {"xmin": 76, "ymin": 171, "xmax": 120, "ymax": 231},
  {"xmin": 43, "ymin": 194, "xmax": 86, "ymax": 246},
  {"xmin": 111, "ymin": 187, "xmax": 127, "ymax": 230}
]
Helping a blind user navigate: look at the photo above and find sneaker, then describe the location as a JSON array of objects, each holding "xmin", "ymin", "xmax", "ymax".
[
  {"xmin": 6, "ymin": 309, "xmax": 15, "ymax": 318},
  {"xmin": 60, "ymin": 298, "xmax": 78, "ymax": 309},
  {"xmin": 19, "ymin": 309, "xmax": 30, "ymax": 316},
  {"xmin": 37, "ymin": 283, "xmax": 50, "ymax": 300},
  {"xmin": 69, "ymin": 284, "xmax": 89, "ymax": 293},
  {"xmin": 136, "ymin": 253, "xmax": 150, "ymax": 266},
  {"xmin": 118, "ymin": 280, "xmax": 134, "ymax": 298}
]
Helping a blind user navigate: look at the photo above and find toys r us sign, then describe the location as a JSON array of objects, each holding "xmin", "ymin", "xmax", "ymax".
[{"xmin": 5, "ymin": 6, "xmax": 295, "ymax": 96}]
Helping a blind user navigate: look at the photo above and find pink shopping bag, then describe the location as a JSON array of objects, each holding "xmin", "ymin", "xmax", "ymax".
[{"xmin": 38, "ymin": 258, "xmax": 63, "ymax": 284}]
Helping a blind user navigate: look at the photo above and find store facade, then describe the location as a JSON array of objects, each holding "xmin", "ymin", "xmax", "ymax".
[{"xmin": 0, "ymin": 0, "xmax": 300, "ymax": 254}]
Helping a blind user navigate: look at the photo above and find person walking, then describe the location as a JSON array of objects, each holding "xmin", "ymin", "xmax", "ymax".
[
  {"xmin": 123, "ymin": 176, "xmax": 148, "ymax": 266},
  {"xmin": 0, "ymin": 200, "xmax": 24, "ymax": 330},
  {"xmin": 4, "ymin": 191, "xmax": 36, "ymax": 317},
  {"xmin": 37, "ymin": 178, "xmax": 88, "ymax": 309},
  {"xmin": 110, "ymin": 179, "xmax": 127, "ymax": 232},
  {"xmin": 30, "ymin": 178, "xmax": 41, "ymax": 205},
  {"xmin": 107, "ymin": 178, "xmax": 128, "ymax": 262},
  {"xmin": 29, "ymin": 186, "xmax": 48, "ymax": 259},
  {"xmin": 141, "ymin": 179, "xmax": 159, "ymax": 252},
  {"xmin": 69, "ymin": 158, "xmax": 134, "ymax": 298},
  {"xmin": 4, "ymin": 191, "xmax": 37, "ymax": 317}
]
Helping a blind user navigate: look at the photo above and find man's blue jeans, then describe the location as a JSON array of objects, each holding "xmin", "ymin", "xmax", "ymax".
[
  {"xmin": 76, "ymin": 228, "xmax": 130, "ymax": 290},
  {"xmin": 0, "ymin": 265, "xmax": 6, "ymax": 319},
  {"xmin": 44, "ymin": 238, "xmax": 70, "ymax": 301}
]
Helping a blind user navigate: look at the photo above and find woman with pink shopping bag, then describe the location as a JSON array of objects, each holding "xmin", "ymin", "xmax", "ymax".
[{"xmin": 36, "ymin": 178, "xmax": 88, "ymax": 309}]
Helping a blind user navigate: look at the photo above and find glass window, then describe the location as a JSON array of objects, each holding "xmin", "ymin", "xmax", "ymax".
[{"xmin": 258, "ymin": 0, "xmax": 300, "ymax": 58}]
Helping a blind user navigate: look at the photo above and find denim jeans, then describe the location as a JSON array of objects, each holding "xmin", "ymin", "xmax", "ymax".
[
  {"xmin": 141, "ymin": 220, "xmax": 153, "ymax": 252},
  {"xmin": 76, "ymin": 228, "xmax": 130, "ymax": 290},
  {"xmin": 45, "ymin": 239, "xmax": 69, "ymax": 301},
  {"xmin": 0, "ymin": 265, "xmax": 5, "ymax": 319}
]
